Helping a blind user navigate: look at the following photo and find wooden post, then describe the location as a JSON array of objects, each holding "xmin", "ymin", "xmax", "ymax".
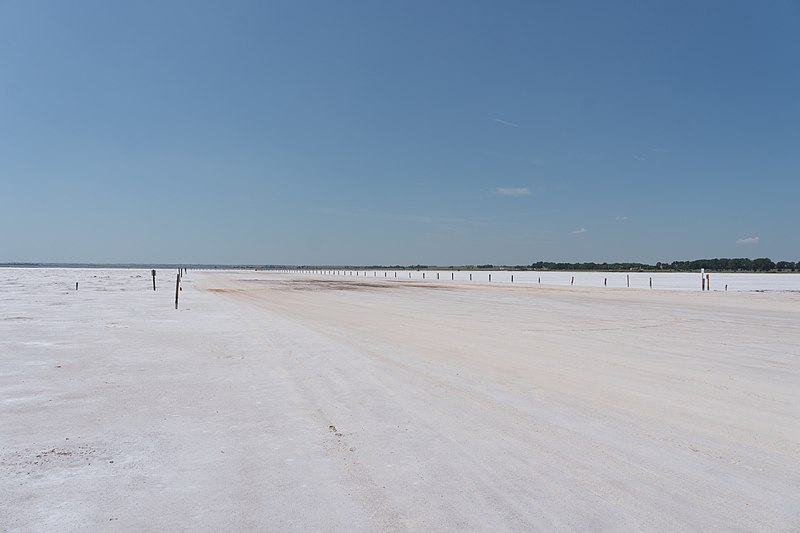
[
  {"xmin": 604, "ymin": 277, "xmax": 607, "ymax": 287},
  {"xmin": 706, "ymin": 274, "xmax": 710, "ymax": 291},
  {"xmin": 451, "ymin": 272, "xmax": 454, "ymax": 280},
  {"xmin": 423, "ymin": 272, "xmax": 426, "ymax": 279},
  {"xmin": 511, "ymin": 275, "xmax": 514, "ymax": 283},
  {"xmin": 470, "ymin": 273, "xmax": 472, "ymax": 281},
  {"xmin": 725, "ymin": 284, "xmax": 728, "ymax": 291},
  {"xmin": 437, "ymin": 273, "xmax": 439, "ymax": 280},
  {"xmin": 75, "ymin": 282, "xmax": 78, "ymax": 291},
  {"xmin": 571, "ymin": 276, "xmax": 574, "ymax": 286},
  {"xmin": 489, "ymin": 274, "xmax": 491, "ymax": 282},
  {"xmin": 175, "ymin": 273, "xmax": 180, "ymax": 310},
  {"xmin": 650, "ymin": 277, "xmax": 652, "ymax": 289},
  {"xmin": 152, "ymin": 269, "xmax": 157, "ymax": 291},
  {"xmin": 627, "ymin": 274, "xmax": 630, "ymax": 288},
  {"xmin": 538, "ymin": 277, "xmax": 541, "ymax": 284}
]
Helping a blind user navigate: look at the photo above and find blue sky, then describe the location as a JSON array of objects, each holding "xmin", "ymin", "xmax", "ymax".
[{"xmin": 1, "ymin": 1, "xmax": 798, "ymax": 265}]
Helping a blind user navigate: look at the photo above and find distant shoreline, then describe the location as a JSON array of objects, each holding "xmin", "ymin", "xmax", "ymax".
[
  {"xmin": 0, "ymin": 263, "xmax": 254, "ymax": 270},
  {"xmin": 2, "ymin": 260, "xmax": 798, "ymax": 274}
]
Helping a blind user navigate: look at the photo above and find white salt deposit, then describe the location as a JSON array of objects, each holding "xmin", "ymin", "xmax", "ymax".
[
  {"xmin": 284, "ymin": 268, "xmax": 800, "ymax": 291},
  {"xmin": 2, "ymin": 268, "xmax": 799, "ymax": 530}
]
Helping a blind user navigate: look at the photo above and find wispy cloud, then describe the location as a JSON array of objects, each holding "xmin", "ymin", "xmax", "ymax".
[
  {"xmin": 736, "ymin": 236, "xmax": 760, "ymax": 245},
  {"xmin": 495, "ymin": 187, "xmax": 530, "ymax": 197},
  {"xmin": 615, "ymin": 215, "xmax": 629, "ymax": 220},
  {"xmin": 493, "ymin": 118, "xmax": 520, "ymax": 128},
  {"xmin": 649, "ymin": 147, "xmax": 669, "ymax": 153},
  {"xmin": 572, "ymin": 227, "xmax": 588, "ymax": 234}
]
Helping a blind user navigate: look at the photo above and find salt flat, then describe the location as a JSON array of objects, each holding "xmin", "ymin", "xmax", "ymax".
[
  {"xmin": 280, "ymin": 269, "xmax": 800, "ymax": 292},
  {"xmin": 1, "ymin": 269, "xmax": 799, "ymax": 531}
]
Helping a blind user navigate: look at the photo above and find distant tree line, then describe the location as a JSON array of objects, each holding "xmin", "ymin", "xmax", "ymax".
[
  {"xmin": 527, "ymin": 258, "xmax": 797, "ymax": 272},
  {"xmin": 295, "ymin": 258, "xmax": 799, "ymax": 272}
]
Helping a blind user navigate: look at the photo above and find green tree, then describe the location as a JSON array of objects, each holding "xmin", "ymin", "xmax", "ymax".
[{"xmin": 752, "ymin": 258, "xmax": 776, "ymax": 272}]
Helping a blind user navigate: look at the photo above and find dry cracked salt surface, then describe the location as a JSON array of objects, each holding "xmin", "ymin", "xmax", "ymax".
[{"xmin": 1, "ymin": 268, "xmax": 799, "ymax": 532}]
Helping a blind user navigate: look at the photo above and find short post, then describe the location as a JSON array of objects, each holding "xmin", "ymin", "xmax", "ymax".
[
  {"xmin": 725, "ymin": 284, "xmax": 728, "ymax": 291},
  {"xmin": 423, "ymin": 272, "xmax": 426, "ymax": 279},
  {"xmin": 538, "ymin": 277, "xmax": 541, "ymax": 284},
  {"xmin": 75, "ymin": 282, "xmax": 79, "ymax": 291},
  {"xmin": 706, "ymin": 274, "xmax": 710, "ymax": 291},
  {"xmin": 604, "ymin": 277, "xmax": 607, "ymax": 287},
  {"xmin": 451, "ymin": 272, "xmax": 454, "ymax": 280},
  {"xmin": 470, "ymin": 273, "xmax": 472, "ymax": 281},
  {"xmin": 701, "ymin": 268, "xmax": 705, "ymax": 291},
  {"xmin": 175, "ymin": 273, "xmax": 180, "ymax": 310},
  {"xmin": 627, "ymin": 274, "xmax": 630, "ymax": 288},
  {"xmin": 571, "ymin": 276, "xmax": 574, "ymax": 286},
  {"xmin": 152, "ymin": 269, "xmax": 157, "ymax": 291},
  {"xmin": 511, "ymin": 275, "xmax": 514, "ymax": 282},
  {"xmin": 649, "ymin": 277, "xmax": 652, "ymax": 289},
  {"xmin": 437, "ymin": 273, "xmax": 439, "ymax": 280},
  {"xmin": 489, "ymin": 274, "xmax": 491, "ymax": 282}
]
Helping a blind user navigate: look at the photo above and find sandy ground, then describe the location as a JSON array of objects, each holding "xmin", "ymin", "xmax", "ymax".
[{"xmin": 1, "ymin": 269, "xmax": 799, "ymax": 531}]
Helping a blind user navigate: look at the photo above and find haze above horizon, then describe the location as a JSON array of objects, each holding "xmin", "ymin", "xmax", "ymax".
[{"xmin": 1, "ymin": 1, "xmax": 797, "ymax": 265}]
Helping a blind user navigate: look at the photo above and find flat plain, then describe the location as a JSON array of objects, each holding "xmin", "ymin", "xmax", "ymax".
[{"xmin": 1, "ymin": 269, "xmax": 799, "ymax": 531}]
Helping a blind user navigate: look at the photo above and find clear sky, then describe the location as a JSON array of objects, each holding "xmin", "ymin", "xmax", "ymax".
[{"xmin": 1, "ymin": 1, "xmax": 798, "ymax": 265}]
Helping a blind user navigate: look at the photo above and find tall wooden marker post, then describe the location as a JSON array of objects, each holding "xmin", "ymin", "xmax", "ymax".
[{"xmin": 175, "ymin": 273, "xmax": 180, "ymax": 310}]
